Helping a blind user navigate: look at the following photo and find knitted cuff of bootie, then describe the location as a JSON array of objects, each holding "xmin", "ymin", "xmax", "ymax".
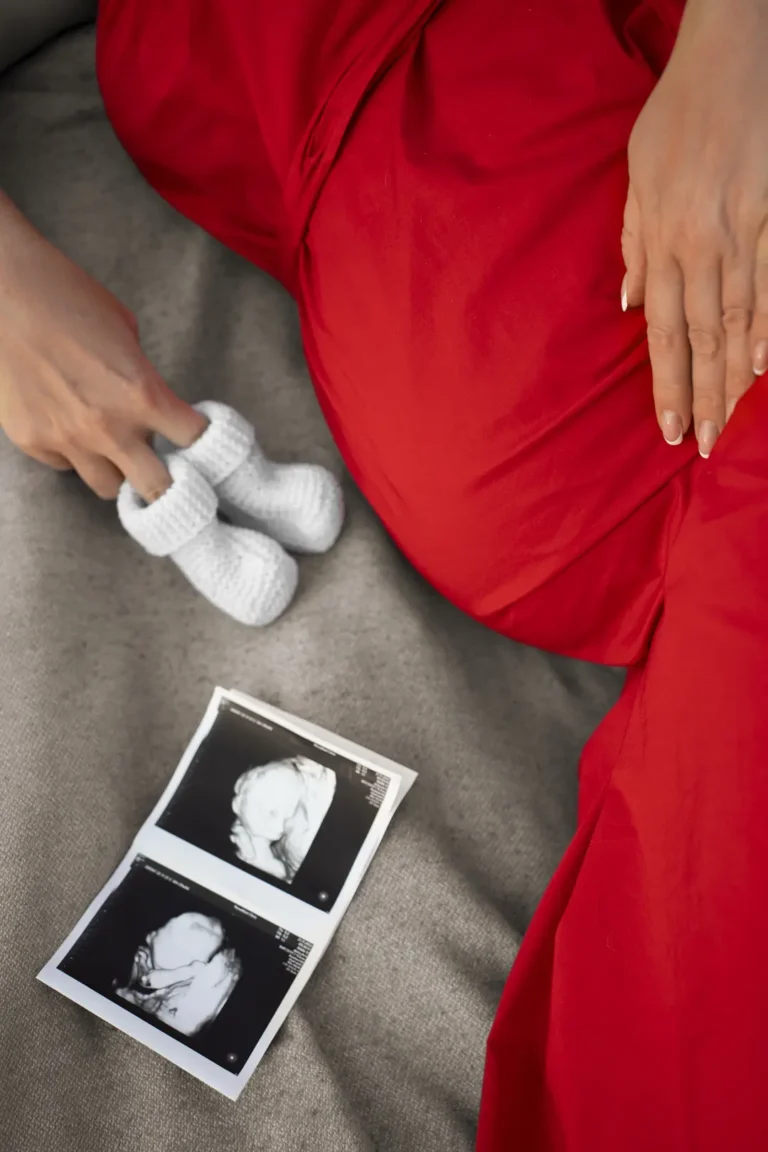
[
  {"xmin": 116, "ymin": 455, "xmax": 298, "ymax": 626},
  {"xmin": 116, "ymin": 454, "xmax": 217, "ymax": 556},
  {"xmin": 182, "ymin": 400, "xmax": 345, "ymax": 554},
  {"xmin": 181, "ymin": 400, "xmax": 254, "ymax": 488}
]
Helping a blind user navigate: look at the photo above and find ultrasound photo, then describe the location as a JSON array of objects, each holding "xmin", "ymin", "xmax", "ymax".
[
  {"xmin": 157, "ymin": 699, "xmax": 392, "ymax": 910},
  {"xmin": 56, "ymin": 857, "xmax": 311, "ymax": 1074},
  {"xmin": 230, "ymin": 755, "xmax": 336, "ymax": 883},
  {"xmin": 115, "ymin": 912, "xmax": 242, "ymax": 1037}
]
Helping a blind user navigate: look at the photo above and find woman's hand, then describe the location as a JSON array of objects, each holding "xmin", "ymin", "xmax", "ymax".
[
  {"xmin": 0, "ymin": 193, "xmax": 206, "ymax": 500},
  {"xmin": 622, "ymin": 0, "xmax": 768, "ymax": 458}
]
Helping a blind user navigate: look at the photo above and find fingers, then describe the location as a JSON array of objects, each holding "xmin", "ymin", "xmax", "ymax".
[
  {"xmin": 637, "ymin": 245, "xmax": 756, "ymax": 456},
  {"xmin": 683, "ymin": 259, "xmax": 726, "ymax": 457},
  {"xmin": 11, "ymin": 357, "xmax": 204, "ymax": 503},
  {"xmin": 112, "ymin": 439, "xmax": 173, "ymax": 504},
  {"xmin": 72, "ymin": 441, "xmax": 172, "ymax": 505},
  {"xmin": 621, "ymin": 183, "xmax": 647, "ymax": 310},
  {"xmin": 624, "ymin": 171, "xmax": 766, "ymax": 452},
  {"xmin": 97, "ymin": 363, "xmax": 204, "ymax": 502},
  {"xmin": 645, "ymin": 259, "xmax": 691, "ymax": 447},
  {"xmin": 23, "ymin": 447, "xmax": 72, "ymax": 471},
  {"xmin": 40, "ymin": 433, "xmax": 171, "ymax": 504},
  {"xmin": 154, "ymin": 396, "xmax": 208, "ymax": 449},
  {"xmin": 721, "ymin": 254, "xmax": 754, "ymax": 426},
  {"xmin": 80, "ymin": 363, "xmax": 204, "ymax": 503},
  {"xmin": 129, "ymin": 365, "xmax": 208, "ymax": 449},
  {"xmin": 751, "ymin": 223, "xmax": 768, "ymax": 381},
  {"xmin": 68, "ymin": 450, "xmax": 124, "ymax": 500}
]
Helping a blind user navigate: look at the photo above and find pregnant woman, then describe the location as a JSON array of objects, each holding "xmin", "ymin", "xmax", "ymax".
[{"xmin": 2, "ymin": 0, "xmax": 767, "ymax": 1148}]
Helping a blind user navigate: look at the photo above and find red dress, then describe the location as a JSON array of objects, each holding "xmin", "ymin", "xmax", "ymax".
[{"xmin": 97, "ymin": 1, "xmax": 768, "ymax": 1147}]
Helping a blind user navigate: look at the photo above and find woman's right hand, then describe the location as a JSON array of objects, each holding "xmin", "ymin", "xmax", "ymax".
[{"xmin": 0, "ymin": 192, "xmax": 206, "ymax": 501}]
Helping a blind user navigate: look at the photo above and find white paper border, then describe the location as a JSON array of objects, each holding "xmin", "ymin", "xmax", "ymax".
[
  {"xmin": 39, "ymin": 687, "xmax": 418, "ymax": 1097},
  {"xmin": 37, "ymin": 850, "xmax": 325, "ymax": 1099}
]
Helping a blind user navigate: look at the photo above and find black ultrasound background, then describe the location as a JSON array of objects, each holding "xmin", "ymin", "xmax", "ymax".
[
  {"xmin": 157, "ymin": 701, "xmax": 387, "ymax": 910},
  {"xmin": 58, "ymin": 858, "xmax": 307, "ymax": 1073}
]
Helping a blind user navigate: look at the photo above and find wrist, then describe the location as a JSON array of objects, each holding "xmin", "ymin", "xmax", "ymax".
[{"xmin": 665, "ymin": 0, "xmax": 768, "ymax": 82}]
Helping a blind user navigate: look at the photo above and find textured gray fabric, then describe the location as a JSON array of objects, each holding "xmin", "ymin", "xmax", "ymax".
[
  {"xmin": 0, "ymin": 0, "xmax": 95, "ymax": 74},
  {"xmin": 0, "ymin": 28, "xmax": 622, "ymax": 1152}
]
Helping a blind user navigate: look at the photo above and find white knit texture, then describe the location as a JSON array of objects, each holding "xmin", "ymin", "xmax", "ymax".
[
  {"xmin": 182, "ymin": 401, "xmax": 254, "ymax": 487},
  {"xmin": 116, "ymin": 455, "xmax": 217, "ymax": 557},
  {"xmin": 187, "ymin": 400, "xmax": 345, "ymax": 554},
  {"xmin": 117, "ymin": 455, "xmax": 298, "ymax": 626}
]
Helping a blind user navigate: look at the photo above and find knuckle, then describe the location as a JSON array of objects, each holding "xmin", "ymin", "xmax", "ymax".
[
  {"xmin": 687, "ymin": 324, "xmax": 721, "ymax": 361},
  {"xmin": 8, "ymin": 420, "xmax": 37, "ymax": 453},
  {"xmin": 46, "ymin": 432, "xmax": 71, "ymax": 459},
  {"xmin": 646, "ymin": 323, "xmax": 681, "ymax": 354},
  {"xmin": 680, "ymin": 212, "xmax": 720, "ymax": 254},
  {"xmin": 126, "ymin": 365, "xmax": 160, "ymax": 409},
  {"xmin": 10, "ymin": 422, "xmax": 51, "ymax": 458},
  {"xmin": 721, "ymin": 304, "xmax": 751, "ymax": 336},
  {"xmin": 692, "ymin": 387, "xmax": 721, "ymax": 415},
  {"xmin": 755, "ymin": 260, "xmax": 768, "ymax": 308},
  {"xmin": 66, "ymin": 403, "xmax": 109, "ymax": 444},
  {"xmin": 86, "ymin": 408, "xmax": 113, "ymax": 438},
  {"xmin": 13, "ymin": 432, "xmax": 40, "ymax": 457}
]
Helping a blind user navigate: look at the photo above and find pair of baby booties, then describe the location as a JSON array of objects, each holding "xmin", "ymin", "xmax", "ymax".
[{"xmin": 117, "ymin": 401, "xmax": 344, "ymax": 626}]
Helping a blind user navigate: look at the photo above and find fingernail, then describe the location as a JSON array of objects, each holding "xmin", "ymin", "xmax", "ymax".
[
  {"xmin": 621, "ymin": 274, "xmax": 628, "ymax": 313},
  {"xmin": 754, "ymin": 340, "xmax": 768, "ymax": 376},
  {"xmin": 661, "ymin": 410, "xmax": 683, "ymax": 445},
  {"xmin": 698, "ymin": 420, "xmax": 718, "ymax": 459}
]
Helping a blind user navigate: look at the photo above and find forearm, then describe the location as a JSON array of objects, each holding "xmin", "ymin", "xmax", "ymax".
[
  {"xmin": 678, "ymin": 0, "xmax": 768, "ymax": 40},
  {"xmin": 0, "ymin": 191, "xmax": 38, "ymax": 269},
  {"xmin": 654, "ymin": 0, "xmax": 768, "ymax": 100}
]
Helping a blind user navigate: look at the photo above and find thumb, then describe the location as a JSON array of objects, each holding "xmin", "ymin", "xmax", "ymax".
[{"xmin": 621, "ymin": 182, "xmax": 647, "ymax": 311}]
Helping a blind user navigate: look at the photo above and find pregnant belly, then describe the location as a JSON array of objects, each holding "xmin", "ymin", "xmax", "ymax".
[{"xmin": 298, "ymin": 0, "xmax": 696, "ymax": 648}]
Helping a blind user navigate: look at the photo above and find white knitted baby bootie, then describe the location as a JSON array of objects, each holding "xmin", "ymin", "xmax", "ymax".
[
  {"xmin": 117, "ymin": 455, "xmax": 298, "ymax": 626},
  {"xmin": 179, "ymin": 400, "xmax": 344, "ymax": 554}
]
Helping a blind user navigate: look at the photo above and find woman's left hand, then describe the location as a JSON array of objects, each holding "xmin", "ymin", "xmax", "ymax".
[{"xmin": 622, "ymin": 0, "xmax": 768, "ymax": 458}]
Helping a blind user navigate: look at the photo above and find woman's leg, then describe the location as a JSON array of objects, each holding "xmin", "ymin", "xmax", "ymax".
[
  {"xmin": 478, "ymin": 380, "xmax": 768, "ymax": 1150},
  {"xmin": 298, "ymin": 2, "xmax": 768, "ymax": 1144}
]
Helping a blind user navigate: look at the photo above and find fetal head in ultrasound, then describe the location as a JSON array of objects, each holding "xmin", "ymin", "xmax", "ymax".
[
  {"xmin": 230, "ymin": 756, "xmax": 336, "ymax": 883},
  {"xmin": 157, "ymin": 702, "xmax": 392, "ymax": 910},
  {"xmin": 115, "ymin": 912, "xmax": 242, "ymax": 1037},
  {"xmin": 57, "ymin": 859, "xmax": 311, "ymax": 1073}
]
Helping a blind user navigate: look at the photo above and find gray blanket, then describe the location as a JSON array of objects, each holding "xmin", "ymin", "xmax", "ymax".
[{"xmin": 0, "ymin": 26, "xmax": 621, "ymax": 1152}]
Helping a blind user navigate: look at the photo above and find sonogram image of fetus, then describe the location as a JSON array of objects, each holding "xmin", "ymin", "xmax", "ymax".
[
  {"xmin": 230, "ymin": 756, "xmax": 336, "ymax": 883},
  {"xmin": 116, "ymin": 912, "xmax": 241, "ymax": 1036}
]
